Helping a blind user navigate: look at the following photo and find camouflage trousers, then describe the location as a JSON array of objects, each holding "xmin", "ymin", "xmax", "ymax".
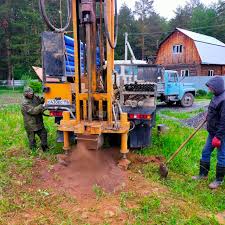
[{"xmin": 26, "ymin": 127, "xmax": 47, "ymax": 149}]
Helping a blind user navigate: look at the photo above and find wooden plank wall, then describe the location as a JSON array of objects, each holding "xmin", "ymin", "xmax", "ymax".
[
  {"xmin": 200, "ymin": 65, "xmax": 224, "ymax": 76},
  {"xmin": 156, "ymin": 31, "xmax": 201, "ymax": 66}
]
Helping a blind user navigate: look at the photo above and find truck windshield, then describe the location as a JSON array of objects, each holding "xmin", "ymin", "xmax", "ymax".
[
  {"xmin": 137, "ymin": 66, "xmax": 163, "ymax": 82},
  {"xmin": 168, "ymin": 72, "xmax": 178, "ymax": 82}
]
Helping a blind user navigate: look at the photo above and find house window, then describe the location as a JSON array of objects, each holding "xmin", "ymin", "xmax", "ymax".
[
  {"xmin": 181, "ymin": 69, "xmax": 190, "ymax": 77},
  {"xmin": 173, "ymin": 45, "xmax": 183, "ymax": 54},
  {"xmin": 208, "ymin": 70, "xmax": 214, "ymax": 76}
]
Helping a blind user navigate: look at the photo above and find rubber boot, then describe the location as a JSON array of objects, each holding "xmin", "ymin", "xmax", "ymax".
[
  {"xmin": 192, "ymin": 160, "xmax": 210, "ymax": 180},
  {"xmin": 41, "ymin": 145, "xmax": 49, "ymax": 152},
  {"xmin": 209, "ymin": 165, "xmax": 225, "ymax": 189}
]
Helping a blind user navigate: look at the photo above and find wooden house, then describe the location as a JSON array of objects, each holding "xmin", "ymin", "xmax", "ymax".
[{"xmin": 156, "ymin": 28, "xmax": 225, "ymax": 76}]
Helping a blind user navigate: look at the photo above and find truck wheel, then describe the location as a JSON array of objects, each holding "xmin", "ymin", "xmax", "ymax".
[{"xmin": 181, "ymin": 93, "xmax": 194, "ymax": 107}]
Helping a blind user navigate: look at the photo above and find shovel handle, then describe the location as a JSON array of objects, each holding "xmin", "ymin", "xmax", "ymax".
[{"xmin": 166, "ymin": 119, "xmax": 206, "ymax": 164}]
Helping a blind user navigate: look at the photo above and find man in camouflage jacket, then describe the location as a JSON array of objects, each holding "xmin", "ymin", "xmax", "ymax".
[{"xmin": 21, "ymin": 87, "xmax": 48, "ymax": 151}]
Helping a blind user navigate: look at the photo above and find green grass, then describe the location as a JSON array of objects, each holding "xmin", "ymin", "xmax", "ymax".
[
  {"xmin": 195, "ymin": 92, "xmax": 213, "ymax": 100},
  {"xmin": 0, "ymin": 90, "xmax": 23, "ymax": 106},
  {"xmin": 138, "ymin": 116, "xmax": 225, "ymax": 212},
  {"xmin": 0, "ymin": 94, "xmax": 224, "ymax": 224},
  {"xmin": 0, "ymin": 104, "xmax": 70, "ymax": 223},
  {"xmin": 160, "ymin": 108, "xmax": 205, "ymax": 119}
]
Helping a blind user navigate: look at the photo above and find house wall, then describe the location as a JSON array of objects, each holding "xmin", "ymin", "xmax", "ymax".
[
  {"xmin": 155, "ymin": 30, "xmax": 225, "ymax": 76},
  {"xmin": 156, "ymin": 31, "xmax": 201, "ymax": 66},
  {"xmin": 200, "ymin": 65, "xmax": 225, "ymax": 76},
  {"xmin": 164, "ymin": 64, "xmax": 201, "ymax": 76}
]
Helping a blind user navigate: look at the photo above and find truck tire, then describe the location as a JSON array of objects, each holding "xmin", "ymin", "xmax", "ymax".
[{"xmin": 181, "ymin": 93, "xmax": 194, "ymax": 107}]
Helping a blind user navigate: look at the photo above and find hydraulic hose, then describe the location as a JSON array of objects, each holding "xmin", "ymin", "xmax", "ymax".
[
  {"xmin": 39, "ymin": 0, "xmax": 72, "ymax": 33},
  {"xmin": 104, "ymin": 0, "xmax": 118, "ymax": 49}
]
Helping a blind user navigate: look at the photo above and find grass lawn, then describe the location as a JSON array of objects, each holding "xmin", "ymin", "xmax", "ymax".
[
  {"xmin": 0, "ymin": 89, "xmax": 23, "ymax": 107},
  {"xmin": 0, "ymin": 93, "xmax": 224, "ymax": 224},
  {"xmin": 159, "ymin": 108, "xmax": 205, "ymax": 119}
]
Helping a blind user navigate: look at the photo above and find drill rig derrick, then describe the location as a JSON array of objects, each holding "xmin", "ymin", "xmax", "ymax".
[{"xmin": 55, "ymin": 0, "xmax": 130, "ymax": 156}]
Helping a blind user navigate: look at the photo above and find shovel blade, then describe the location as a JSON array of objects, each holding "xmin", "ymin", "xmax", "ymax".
[{"xmin": 159, "ymin": 163, "xmax": 169, "ymax": 178}]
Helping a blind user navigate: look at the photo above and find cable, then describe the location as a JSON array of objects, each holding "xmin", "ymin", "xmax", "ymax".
[
  {"xmin": 129, "ymin": 121, "xmax": 135, "ymax": 132},
  {"xmin": 104, "ymin": 0, "xmax": 118, "ymax": 49},
  {"xmin": 128, "ymin": 23, "xmax": 225, "ymax": 37},
  {"xmin": 39, "ymin": 0, "xmax": 72, "ymax": 33}
]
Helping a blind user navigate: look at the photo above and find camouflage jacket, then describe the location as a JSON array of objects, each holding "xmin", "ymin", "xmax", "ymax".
[{"xmin": 21, "ymin": 95, "xmax": 45, "ymax": 132}]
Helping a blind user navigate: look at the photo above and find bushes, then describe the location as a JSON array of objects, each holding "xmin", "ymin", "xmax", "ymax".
[
  {"xmin": 196, "ymin": 89, "xmax": 207, "ymax": 96},
  {"xmin": 27, "ymin": 80, "xmax": 42, "ymax": 93},
  {"xmin": 196, "ymin": 89, "xmax": 213, "ymax": 99}
]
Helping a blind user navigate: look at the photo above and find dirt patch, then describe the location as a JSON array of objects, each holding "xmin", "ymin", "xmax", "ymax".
[
  {"xmin": 38, "ymin": 143, "xmax": 127, "ymax": 198},
  {"xmin": 216, "ymin": 211, "xmax": 225, "ymax": 225},
  {"xmin": 0, "ymin": 93, "xmax": 22, "ymax": 108},
  {"xmin": 4, "ymin": 148, "xmax": 213, "ymax": 224},
  {"xmin": 128, "ymin": 153, "xmax": 165, "ymax": 164}
]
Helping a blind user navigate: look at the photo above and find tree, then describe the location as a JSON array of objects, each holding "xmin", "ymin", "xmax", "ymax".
[
  {"xmin": 190, "ymin": 6, "xmax": 217, "ymax": 36},
  {"xmin": 0, "ymin": 0, "xmax": 12, "ymax": 83},
  {"xmin": 115, "ymin": 4, "xmax": 139, "ymax": 60},
  {"xmin": 134, "ymin": 0, "xmax": 154, "ymax": 20},
  {"xmin": 0, "ymin": 0, "xmax": 69, "ymax": 81}
]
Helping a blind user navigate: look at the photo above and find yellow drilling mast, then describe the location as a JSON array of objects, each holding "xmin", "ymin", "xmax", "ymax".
[{"xmin": 40, "ymin": 0, "xmax": 130, "ymax": 158}]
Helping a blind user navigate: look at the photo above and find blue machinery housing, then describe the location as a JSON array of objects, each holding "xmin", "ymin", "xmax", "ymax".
[{"xmin": 64, "ymin": 35, "xmax": 100, "ymax": 76}]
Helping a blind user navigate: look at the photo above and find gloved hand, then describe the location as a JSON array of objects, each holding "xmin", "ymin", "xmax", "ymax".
[
  {"xmin": 40, "ymin": 97, "xmax": 45, "ymax": 104},
  {"xmin": 42, "ymin": 103, "xmax": 46, "ymax": 109},
  {"xmin": 212, "ymin": 137, "xmax": 221, "ymax": 148}
]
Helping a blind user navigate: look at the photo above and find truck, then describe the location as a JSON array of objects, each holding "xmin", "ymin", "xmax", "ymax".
[
  {"xmin": 114, "ymin": 63, "xmax": 196, "ymax": 107},
  {"xmin": 155, "ymin": 68, "xmax": 196, "ymax": 107},
  {"xmin": 115, "ymin": 64, "xmax": 157, "ymax": 148},
  {"xmin": 122, "ymin": 33, "xmax": 196, "ymax": 107}
]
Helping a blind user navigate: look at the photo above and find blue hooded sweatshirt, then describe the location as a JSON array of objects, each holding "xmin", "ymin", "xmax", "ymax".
[{"xmin": 206, "ymin": 76, "xmax": 225, "ymax": 139}]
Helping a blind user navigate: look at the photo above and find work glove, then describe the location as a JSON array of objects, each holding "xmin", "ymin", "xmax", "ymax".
[
  {"xmin": 42, "ymin": 103, "xmax": 47, "ymax": 111},
  {"xmin": 40, "ymin": 97, "xmax": 45, "ymax": 104},
  {"xmin": 212, "ymin": 137, "xmax": 221, "ymax": 149}
]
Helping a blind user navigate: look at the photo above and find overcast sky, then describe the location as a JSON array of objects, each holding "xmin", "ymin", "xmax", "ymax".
[{"xmin": 118, "ymin": 0, "xmax": 217, "ymax": 19}]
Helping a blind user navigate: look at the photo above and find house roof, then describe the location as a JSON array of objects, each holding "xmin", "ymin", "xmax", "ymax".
[
  {"xmin": 159, "ymin": 28, "xmax": 225, "ymax": 65},
  {"xmin": 176, "ymin": 28, "xmax": 225, "ymax": 47},
  {"xmin": 177, "ymin": 28, "xmax": 225, "ymax": 65}
]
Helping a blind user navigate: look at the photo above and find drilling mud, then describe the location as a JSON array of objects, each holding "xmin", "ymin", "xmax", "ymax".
[{"xmin": 40, "ymin": 143, "xmax": 127, "ymax": 198}]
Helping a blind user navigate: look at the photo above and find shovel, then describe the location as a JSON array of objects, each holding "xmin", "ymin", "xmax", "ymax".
[{"xmin": 159, "ymin": 119, "xmax": 206, "ymax": 178}]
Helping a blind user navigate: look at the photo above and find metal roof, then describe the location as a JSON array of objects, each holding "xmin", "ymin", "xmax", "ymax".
[
  {"xmin": 194, "ymin": 41, "xmax": 225, "ymax": 65},
  {"xmin": 177, "ymin": 28, "xmax": 225, "ymax": 65},
  {"xmin": 177, "ymin": 28, "xmax": 225, "ymax": 46}
]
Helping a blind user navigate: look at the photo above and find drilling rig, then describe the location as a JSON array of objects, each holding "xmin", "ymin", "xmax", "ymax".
[
  {"xmin": 39, "ymin": 0, "xmax": 131, "ymax": 159},
  {"xmin": 39, "ymin": 0, "xmax": 157, "ymax": 159}
]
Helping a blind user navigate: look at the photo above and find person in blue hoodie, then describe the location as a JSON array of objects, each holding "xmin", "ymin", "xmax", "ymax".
[{"xmin": 192, "ymin": 76, "xmax": 225, "ymax": 189}]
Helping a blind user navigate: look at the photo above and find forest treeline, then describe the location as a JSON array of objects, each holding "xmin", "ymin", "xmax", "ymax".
[{"xmin": 0, "ymin": 0, "xmax": 224, "ymax": 80}]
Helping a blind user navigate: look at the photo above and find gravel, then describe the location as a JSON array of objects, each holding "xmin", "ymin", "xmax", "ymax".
[
  {"xmin": 157, "ymin": 101, "xmax": 209, "ymax": 129},
  {"xmin": 181, "ymin": 111, "xmax": 207, "ymax": 129}
]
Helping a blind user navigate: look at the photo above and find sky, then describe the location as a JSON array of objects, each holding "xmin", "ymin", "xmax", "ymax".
[{"xmin": 117, "ymin": 0, "xmax": 217, "ymax": 19}]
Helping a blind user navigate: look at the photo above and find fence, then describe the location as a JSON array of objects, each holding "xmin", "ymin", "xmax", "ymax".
[
  {"xmin": 0, "ymin": 80, "xmax": 27, "ymax": 87},
  {"xmin": 1, "ymin": 76, "xmax": 224, "ymax": 91},
  {"xmin": 181, "ymin": 76, "xmax": 225, "ymax": 91}
]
